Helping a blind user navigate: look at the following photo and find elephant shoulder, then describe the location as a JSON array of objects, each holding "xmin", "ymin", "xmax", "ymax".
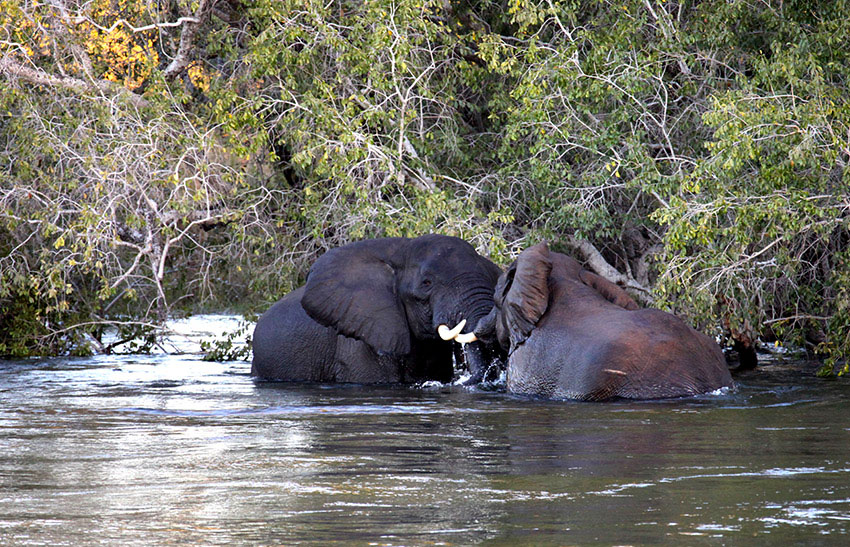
[
  {"xmin": 256, "ymin": 287, "xmax": 310, "ymax": 332},
  {"xmin": 252, "ymin": 287, "xmax": 340, "ymax": 381}
]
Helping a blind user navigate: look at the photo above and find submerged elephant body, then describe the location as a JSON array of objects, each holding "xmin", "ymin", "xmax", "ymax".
[
  {"xmin": 252, "ymin": 235, "xmax": 501, "ymax": 384},
  {"xmin": 252, "ymin": 287, "xmax": 454, "ymax": 383},
  {"xmin": 475, "ymin": 243, "xmax": 733, "ymax": 400}
]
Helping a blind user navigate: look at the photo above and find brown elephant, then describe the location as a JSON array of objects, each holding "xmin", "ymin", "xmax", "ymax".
[{"xmin": 462, "ymin": 242, "xmax": 733, "ymax": 400}]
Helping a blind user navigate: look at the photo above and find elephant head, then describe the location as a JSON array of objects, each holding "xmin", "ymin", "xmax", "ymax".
[
  {"xmin": 470, "ymin": 242, "xmax": 553, "ymax": 352},
  {"xmin": 472, "ymin": 242, "xmax": 638, "ymax": 352},
  {"xmin": 300, "ymin": 234, "xmax": 502, "ymax": 381}
]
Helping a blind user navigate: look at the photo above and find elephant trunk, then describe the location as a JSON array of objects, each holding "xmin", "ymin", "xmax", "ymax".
[
  {"xmin": 433, "ymin": 278, "xmax": 494, "ymax": 339},
  {"xmin": 459, "ymin": 283, "xmax": 498, "ymax": 331},
  {"xmin": 461, "ymin": 341, "xmax": 488, "ymax": 385},
  {"xmin": 433, "ymin": 283, "xmax": 503, "ymax": 384},
  {"xmin": 472, "ymin": 307, "xmax": 498, "ymax": 345}
]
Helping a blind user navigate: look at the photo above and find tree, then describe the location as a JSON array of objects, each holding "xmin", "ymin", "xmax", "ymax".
[
  {"xmin": 2, "ymin": 0, "xmax": 850, "ymax": 373},
  {"xmin": 0, "ymin": 0, "xmax": 279, "ymax": 355}
]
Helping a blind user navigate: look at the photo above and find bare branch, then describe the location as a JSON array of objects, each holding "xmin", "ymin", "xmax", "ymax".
[
  {"xmin": 564, "ymin": 235, "xmax": 654, "ymax": 302},
  {"xmin": 69, "ymin": 16, "xmax": 202, "ymax": 36},
  {"xmin": 0, "ymin": 57, "xmax": 149, "ymax": 108},
  {"xmin": 401, "ymin": 134, "xmax": 436, "ymax": 191},
  {"xmin": 162, "ymin": 0, "xmax": 215, "ymax": 80}
]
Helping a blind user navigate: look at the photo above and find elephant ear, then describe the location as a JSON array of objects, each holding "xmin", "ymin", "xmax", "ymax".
[
  {"xmin": 302, "ymin": 239, "xmax": 411, "ymax": 355},
  {"xmin": 579, "ymin": 269, "xmax": 639, "ymax": 310},
  {"xmin": 492, "ymin": 261, "xmax": 515, "ymax": 307},
  {"xmin": 503, "ymin": 242, "xmax": 553, "ymax": 346}
]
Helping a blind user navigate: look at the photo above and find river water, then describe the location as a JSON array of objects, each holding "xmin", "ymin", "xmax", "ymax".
[{"xmin": 1, "ymin": 316, "xmax": 849, "ymax": 545}]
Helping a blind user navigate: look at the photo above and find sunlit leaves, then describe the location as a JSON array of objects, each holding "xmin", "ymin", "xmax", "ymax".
[
  {"xmin": 654, "ymin": 1, "xmax": 850, "ymax": 361},
  {"xmin": 5, "ymin": 0, "xmax": 850, "ymax": 365},
  {"xmin": 233, "ymin": 0, "xmax": 506, "ymax": 253}
]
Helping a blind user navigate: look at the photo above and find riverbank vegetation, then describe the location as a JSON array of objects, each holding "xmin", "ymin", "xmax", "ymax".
[{"xmin": 1, "ymin": 1, "xmax": 848, "ymax": 373}]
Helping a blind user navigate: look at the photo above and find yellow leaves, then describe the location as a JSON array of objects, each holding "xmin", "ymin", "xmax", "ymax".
[
  {"xmin": 53, "ymin": 235, "xmax": 65, "ymax": 249},
  {"xmin": 507, "ymin": 0, "xmax": 525, "ymax": 16},
  {"xmin": 604, "ymin": 161, "xmax": 621, "ymax": 179},
  {"xmin": 77, "ymin": 0, "xmax": 159, "ymax": 90},
  {"xmin": 188, "ymin": 61, "xmax": 211, "ymax": 92},
  {"xmin": 1, "ymin": 2, "xmax": 51, "ymax": 58}
]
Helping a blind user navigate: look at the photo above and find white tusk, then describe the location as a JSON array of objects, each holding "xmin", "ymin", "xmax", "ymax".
[
  {"xmin": 455, "ymin": 332, "xmax": 477, "ymax": 345},
  {"xmin": 437, "ymin": 319, "xmax": 466, "ymax": 341}
]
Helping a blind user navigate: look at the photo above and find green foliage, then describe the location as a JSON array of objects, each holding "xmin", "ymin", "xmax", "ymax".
[
  {"xmin": 227, "ymin": 0, "xmax": 507, "ymax": 246},
  {"xmin": 201, "ymin": 319, "xmax": 254, "ymax": 362},
  {"xmin": 110, "ymin": 324, "xmax": 159, "ymax": 354},
  {"xmin": 0, "ymin": 1, "xmax": 287, "ymax": 354},
  {"xmin": 3, "ymin": 0, "xmax": 850, "ymax": 371},
  {"xmin": 653, "ymin": 1, "xmax": 850, "ymax": 365}
]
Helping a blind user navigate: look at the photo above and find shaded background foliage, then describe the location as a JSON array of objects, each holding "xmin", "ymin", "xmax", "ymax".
[{"xmin": 1, "ymin": 0, "xmax": 848, "ymax": 372}]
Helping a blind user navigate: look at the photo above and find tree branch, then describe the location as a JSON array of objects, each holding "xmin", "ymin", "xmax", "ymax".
[
  {"xmin": 401, "ymin": 133, "xmax": 436, "ymax": 191},
  {"xmin": 564, "ymin": 235, "xmax": 654, "ymax": 303},
  {"xmin": 69, "ymin": 16, "xmax": 202, "ymax": 35},
  {"xmin": 162, "ymin": 0, "xmax": 214, "ymax": 80},
  {"xmin": 0, "ymin": 57, "xmax": 149, "ymax": 108}
]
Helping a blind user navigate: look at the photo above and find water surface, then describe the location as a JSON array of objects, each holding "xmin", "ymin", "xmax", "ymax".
[{"xmin": 1, "ymin": 320, "xmax": 848, "ymax": 545}]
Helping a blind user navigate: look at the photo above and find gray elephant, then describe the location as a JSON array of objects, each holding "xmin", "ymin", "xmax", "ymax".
[
  {"xmin": 251, "ymin": 234, "xmax": 502, "ymax": 384},
  {"xmin": 459, "ymin": 242, "xmax": 733, "ymax": 400}
]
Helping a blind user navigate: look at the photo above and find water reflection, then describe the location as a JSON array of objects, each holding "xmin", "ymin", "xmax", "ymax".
[{"xmin": 1, "ymin": 349, "xmax": 849, "ymax": 545}]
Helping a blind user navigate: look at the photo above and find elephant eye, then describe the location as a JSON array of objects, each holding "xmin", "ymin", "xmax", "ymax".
[{"xmin": 421, "ymin": 278, "xmax": 432, "ymax": 288}]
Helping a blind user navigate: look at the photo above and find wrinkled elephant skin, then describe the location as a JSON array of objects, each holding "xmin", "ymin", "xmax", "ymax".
[
  {"xmin": 475, "ymin": 242, "xmax": 733, "ymax": 400},
  {"xmin": 252, "ymin": 235, "xmax": 502, "ymax": 384}
]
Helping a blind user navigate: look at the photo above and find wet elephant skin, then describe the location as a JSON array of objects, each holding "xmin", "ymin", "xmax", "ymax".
[
  {"xmin": 474, "ymin": 242, "xmax": 733, "ymax": 400},
  {"xmin": 252, "ymin": 234, "xmax": 502, "ymax": 384}
]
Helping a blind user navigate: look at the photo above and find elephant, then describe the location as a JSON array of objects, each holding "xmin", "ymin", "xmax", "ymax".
[
  {"xmin": 457, "ymin": 242, "xmax": 733, "ymax": 400},
  {"xmin": 251, "ymin": 234, "xmax": 503, "ymax": 384}
]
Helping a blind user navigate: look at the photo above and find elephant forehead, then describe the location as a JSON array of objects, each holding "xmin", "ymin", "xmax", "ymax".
[
  {"xmin": 419, "ymin": 246, "xmax": 472, "ymax": 274},
  {"xmin": 406, "ymin": 235, "xmax": 497, "ymax": 284},
  {"xmin": 411, "ymin": 234, "xmax": 475, "ymax": 256}
]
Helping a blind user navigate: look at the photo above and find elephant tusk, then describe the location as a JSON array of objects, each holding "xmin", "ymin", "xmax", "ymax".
[
  {"xmin": 437, "ymin": 319, "xmax": 466, "ymax": 341},
  {"xmin": 455, "ymin": 332, "xmax": 477, "ymax": 345}
]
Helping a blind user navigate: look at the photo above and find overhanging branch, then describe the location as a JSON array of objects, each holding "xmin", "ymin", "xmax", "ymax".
[
  {"xmin": 565, "ymin": 235, "xmax": 654, "ymax": 303},
  {"xmin": 0, "ymin": 57, "xmax": 149, "ymax": 108}
]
